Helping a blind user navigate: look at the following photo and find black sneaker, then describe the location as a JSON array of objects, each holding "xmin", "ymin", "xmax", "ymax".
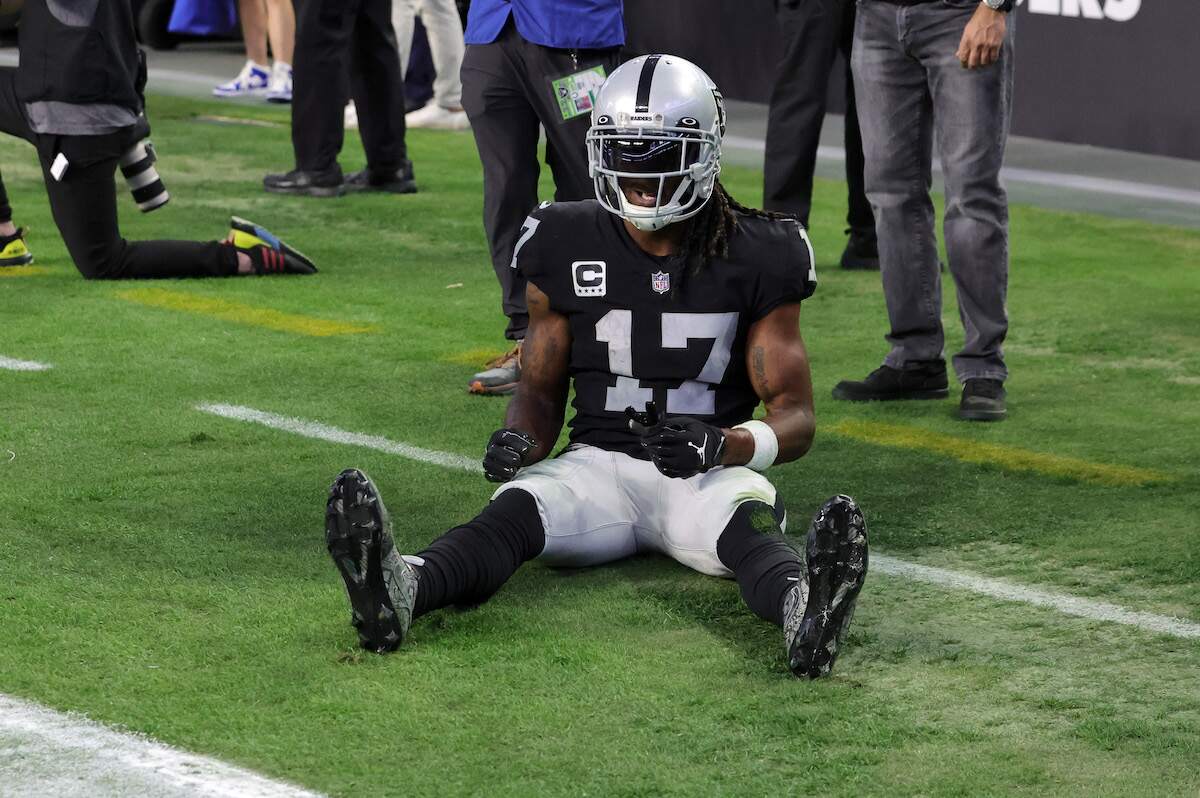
[
  {"xmin": 263, "ymin": 167, "xmax": 345, "ymax": 197},
  {"xmin": 325, "ymin": 469, "xmax": 419, "ymax": 653},
  {"xmin": 840, "ymin": 227, "xmax": 879, "ymax": 271},
  {"xmin": 958, "ymin": 378, "xmax": 1006, "ymax": 421},
  {"xmin": 345, "ymin": 161, "xmax": 417, "ymax": 194},
  {"xmin": 226, "ymin": 216, "xmax": 318, "ymax": 275},
  {"xmin": 832, "ymin": 362, "xmax": 949, "ymax": 401},
  {"xmin": 784, "ymin": 495, "xmax": 868, "ymax": 679}
]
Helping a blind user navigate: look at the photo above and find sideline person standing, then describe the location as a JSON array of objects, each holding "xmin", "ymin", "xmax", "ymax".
[
  {"xmin": 263, "ymin": 0, "xmax": 415, "ymax": 197},
  {"xmin": 461, "ymin": 0, "xmax": 623, "ymax": 396},
  {"xmin": 764, "ymin": 0, "xmax": 877, "ymax": 271},
  {"xmin": 393, "ymin": 0, "xmax": 470, "ymax": 130},
  {"xmin": 833, "ymin": 0, "xmax": 1014, "ymax": 421}
]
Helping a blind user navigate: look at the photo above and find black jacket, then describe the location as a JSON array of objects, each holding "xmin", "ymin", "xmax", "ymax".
[{"xmin": 16, "ymin": 0, "xmax": 142, "ymax": 113}]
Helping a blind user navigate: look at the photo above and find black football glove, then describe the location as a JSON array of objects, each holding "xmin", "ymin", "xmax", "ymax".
[
  {"xmin": 483, "ymin": 428, "xmax": 537, "ymax": 483},
  {"xmin": 625, "ymin": 401, "xmax": 725, "ymax": 480}
]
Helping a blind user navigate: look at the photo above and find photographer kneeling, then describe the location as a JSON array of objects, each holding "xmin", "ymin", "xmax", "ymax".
[{"xmin": 0, "ymin": 0, "xmax": 315, "ymax": 278}]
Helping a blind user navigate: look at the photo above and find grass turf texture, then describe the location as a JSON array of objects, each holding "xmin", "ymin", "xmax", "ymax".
[{"xmin": 1, "ymin": 94, "xmax": 1198, "ymax": 796}]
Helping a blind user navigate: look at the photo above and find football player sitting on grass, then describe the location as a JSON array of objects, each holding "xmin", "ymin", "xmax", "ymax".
[{"xmin": 325, "ymin": 56, "xmax": 868, "ymax": 678}]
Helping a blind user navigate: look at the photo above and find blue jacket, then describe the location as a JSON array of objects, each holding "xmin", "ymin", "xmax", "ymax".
[{"xmin": 465, "ymin": 0, "xmax": 624, "ymax": 50}]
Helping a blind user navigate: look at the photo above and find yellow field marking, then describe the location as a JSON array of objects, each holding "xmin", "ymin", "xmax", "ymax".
[
  {"xmin": 827, "ymin": 419, "xmax": 1174, "ymax": 487},
  {"xmin": 442, "ymin": 347, "xmax": 507, "ymax": 367},
  {"xmin": 0, "ymin": 266, "xmax": 50, "ymax": 278},
  {"xmin": 116, "ymin": 287, "xmax": 378, "ymax": 337}
]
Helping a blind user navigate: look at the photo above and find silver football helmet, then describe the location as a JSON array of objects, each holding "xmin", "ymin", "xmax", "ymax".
[{"xmin": 586, "ymin": 54, "xmax": 726, "ymax": 231}]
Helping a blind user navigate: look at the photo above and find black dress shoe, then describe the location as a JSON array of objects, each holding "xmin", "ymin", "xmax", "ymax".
[
  {"xmin": 958, "ymin": 378, "xmax": 1006, "ymax": 421},
  {"xmin": 263, "ymin": 167, "xmax": 345, "ymax": 197},
  {"xmin": 345, "ymin": 161, "xmax": 417, "ymax": 194},
  {"xmin": 832, "ymin": 362, "xmax": 949, "ymax": 401},
  {"xmin": 840, "ymin": 227, "xmax": 879, "ymax": 271}
]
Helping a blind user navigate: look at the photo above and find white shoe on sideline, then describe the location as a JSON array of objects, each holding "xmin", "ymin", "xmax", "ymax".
[
  {"xmin": 213, "ymin": 60, "xmax": 270, "ymax": 98},
  {"xmin": 405, "ymin": 103, "xmax": 470, "ymax": 130},
  {"xmin": 266, "ymin": 62, "xmax": 293, "ymax": 104}
]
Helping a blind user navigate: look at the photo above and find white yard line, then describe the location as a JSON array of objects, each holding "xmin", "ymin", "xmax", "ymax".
[
  {"xmin": 0, "ymin": 694, "xmax": 326, "ymax": 798},
  {"xmin": 872, "ymin": 555, "xmax": 1200, "ymax": 640},
  {"xmin": 196, "ymin": 403, "xmax": 479, "ymax": 472},
  {"xmin": 0, "ymin": 355, "xmax": 52, "ymax": 372},
  {"xmin": 196, "ymin": 402, "xmax": 1200, "ymax": 642}
]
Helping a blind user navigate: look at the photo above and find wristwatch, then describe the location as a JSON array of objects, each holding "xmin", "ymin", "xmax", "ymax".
[{"xmin": 982, "ymin": 0, "xmax": 1015, "ymax": 10}]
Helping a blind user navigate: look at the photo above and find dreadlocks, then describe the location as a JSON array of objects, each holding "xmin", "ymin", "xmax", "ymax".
[{"xmin": 674, "ymin": 180, "xmax": 797, "ymax": 289}]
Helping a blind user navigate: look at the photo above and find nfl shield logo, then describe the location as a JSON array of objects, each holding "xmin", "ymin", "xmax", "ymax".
[{"xmin": 651, "ymin": 271, "xmax": 670, "ymax": 294}]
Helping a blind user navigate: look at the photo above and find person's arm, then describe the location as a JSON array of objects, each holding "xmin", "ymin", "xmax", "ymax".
[
  {"xmin": 956, "ymin": 2, "xmax": 1008, "ymax": 69},
  {"xmin": 504, "ymin": 280, "xmax": 570, "ymax": 464},
  {"xmin": 483, "ymin": 280, "xmax": 571, "ymax": 482},
  {"xmin": 625, "ymin": 302, "xmax": 814, "ymax": 479},
  {"xmin": 720, "ymin": 302, "xmax": 814, "ymax": 466}
]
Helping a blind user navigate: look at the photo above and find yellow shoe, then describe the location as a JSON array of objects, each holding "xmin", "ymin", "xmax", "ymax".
[{"xmin": 0, "ymin": 227, "xmax": 33, "ymax": 267}]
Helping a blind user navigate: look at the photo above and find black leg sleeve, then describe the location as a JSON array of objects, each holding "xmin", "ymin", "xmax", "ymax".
[
  {"xmin": 716, "ymin": 501, "xmax": 803, "ymax": 627},
  {"xmin": 411, "ymin": 488, "xmax": 545, "ymax": 618}
]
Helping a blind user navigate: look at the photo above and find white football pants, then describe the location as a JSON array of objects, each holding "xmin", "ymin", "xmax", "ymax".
[{"xmin": 493, "ymin": 445, "xmax": 781, "ymax": 578}]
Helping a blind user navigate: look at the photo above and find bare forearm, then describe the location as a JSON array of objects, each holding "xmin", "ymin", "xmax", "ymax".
[
  {"xmin": 721, "ymin": 405, "xmax": 814, "ymax": 467},
  {"xmin": 504, "ymin": 392, "xmax": 565, "ymax": 464},
  {"xmin": 725, "ymin": 306, "xmax": 816, "ymax": 467}
]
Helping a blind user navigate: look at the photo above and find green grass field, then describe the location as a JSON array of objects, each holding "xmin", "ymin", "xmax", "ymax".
[{"xmin": 1, "ymin": 94, "xmax": 1198, "ymax": 797}]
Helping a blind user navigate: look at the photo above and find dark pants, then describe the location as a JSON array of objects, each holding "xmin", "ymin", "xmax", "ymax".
[
  {"xmin": 0, "ymin": 69, "xmax": 235, "ymax": 279},
  {"xmin": 853, "ymin": 0, "xmax": 1013, "ymax": 382},
  {"xmin": 461, "ymin": 22, "xmax": 619, "ymax": 341},
  {"xmin": 764, "ymin": 0, "xmax": 873, "ymax": 232},
  {"xmin": 292, "ymin": 0, "xmax": 409, "ymax": 174}
]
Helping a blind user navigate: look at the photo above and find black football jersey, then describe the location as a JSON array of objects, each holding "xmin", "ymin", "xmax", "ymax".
[{"xmin": 515, "ymin": 200, "xmax": 816, "ymax": 459}]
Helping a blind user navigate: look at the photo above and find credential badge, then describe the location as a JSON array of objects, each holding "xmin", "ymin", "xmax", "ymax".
[{"xmin": 651, "ymin": 270, "xmax": 670, "ymax": 294}]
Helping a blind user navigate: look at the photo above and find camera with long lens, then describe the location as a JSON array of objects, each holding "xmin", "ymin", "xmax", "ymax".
[{"xmin": 120, "ymin": 115, "xmax": 169, "ymax": 213}]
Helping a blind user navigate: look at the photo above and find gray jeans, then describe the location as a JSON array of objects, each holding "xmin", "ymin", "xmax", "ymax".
[{"xmin": 852, "ymin": 0, "xmax": 1014, "ymax": 383}]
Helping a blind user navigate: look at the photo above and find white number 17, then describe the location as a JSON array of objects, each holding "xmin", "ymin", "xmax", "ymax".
[{"xmin": 594, "ymin": 310, "xmax": 739, "ymax": 416}]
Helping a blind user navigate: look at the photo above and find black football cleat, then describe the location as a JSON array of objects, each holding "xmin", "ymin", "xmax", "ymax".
[
  {"xmin": 784, "ymin": 495, "xmax": 868, "ymax": 678},
  {"xmin": 325, "ymin": 469, "xmax": 419, "ymax": 653}
]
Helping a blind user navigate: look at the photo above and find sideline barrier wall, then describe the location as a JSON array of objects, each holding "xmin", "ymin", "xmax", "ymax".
[{"xmin": 625, "ymin": 0, "xmax": 1199, "ymax": 161}]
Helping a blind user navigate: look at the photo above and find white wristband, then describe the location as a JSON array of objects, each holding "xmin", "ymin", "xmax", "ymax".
[{"xmin": 732, "ymin": 420, "xmax": 778, "ymax": 472}]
